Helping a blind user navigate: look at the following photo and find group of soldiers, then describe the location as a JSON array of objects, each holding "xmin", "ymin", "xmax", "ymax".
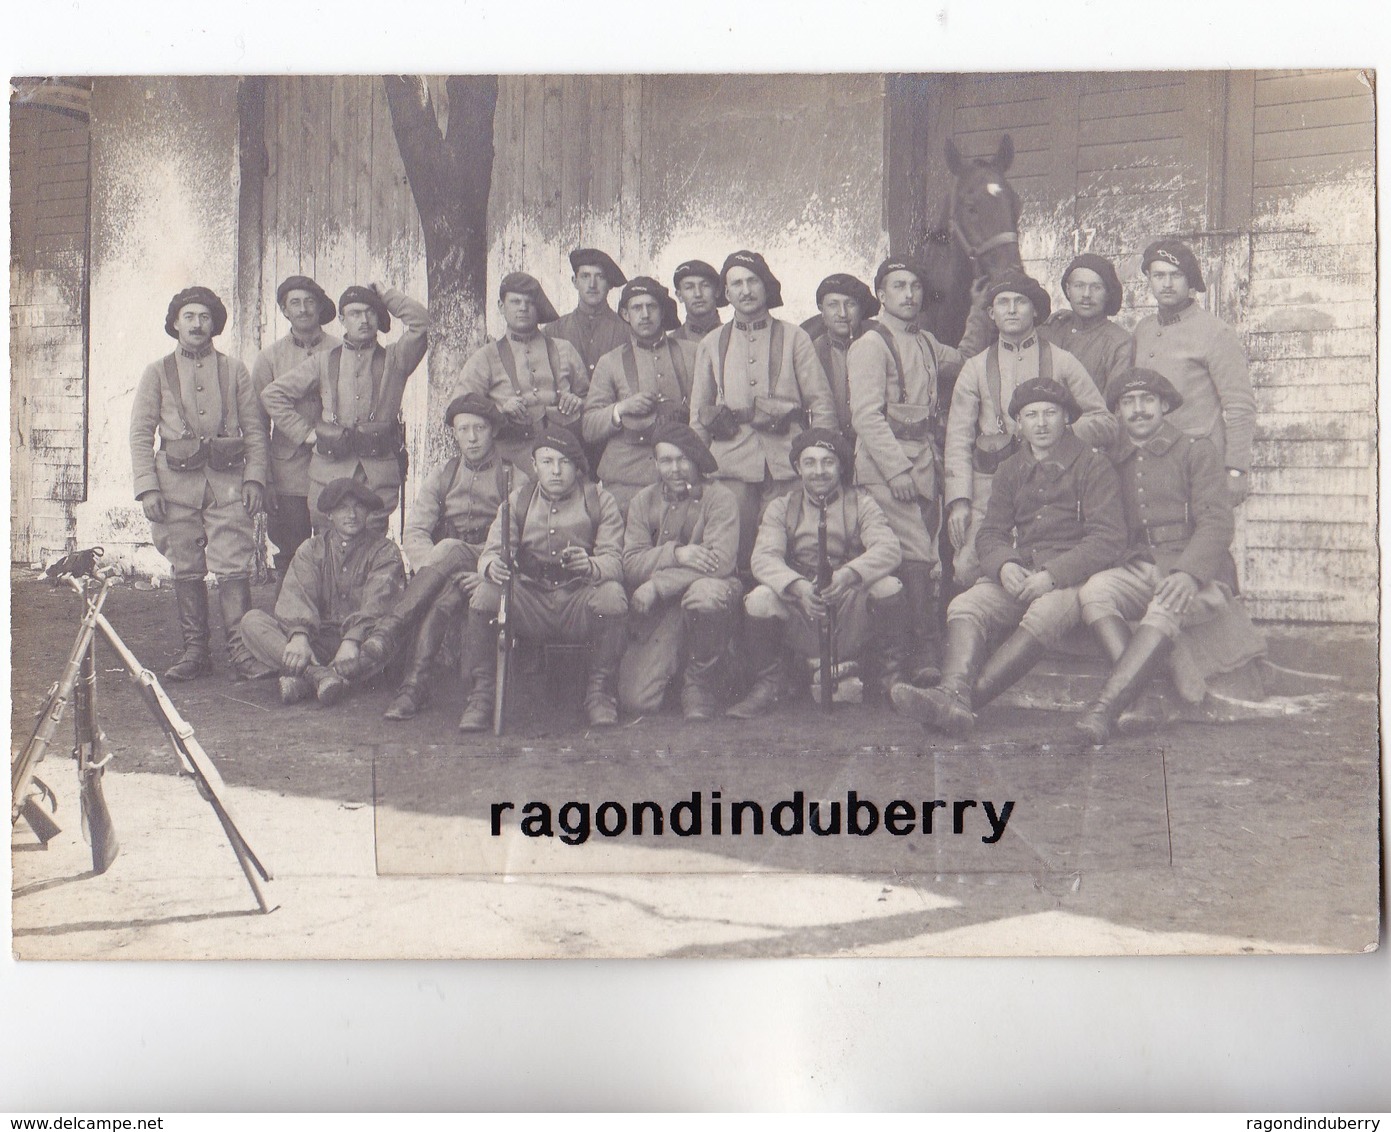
[{"xmin": 130, "ymin": 236, "xmax": 1258, "ymax": 743}]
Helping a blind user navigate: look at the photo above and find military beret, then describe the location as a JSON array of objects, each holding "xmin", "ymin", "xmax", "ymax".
[
  {"xmin": 531, "ymin": 426, "xmax": 589, "ymax": 477},
  {"xmin": 569, "ymin": 248, "xmax": 627, "ymax": 288},
  {"xmin": 672, "ymin": 259, "xmax": 729, "ymax": 307},
  {"xmin": 1008, "ymin": 377, "xmax": 1081, "ymax": 423},
  {"xmin": 1061, "ymin": 254, "xmax": 1123, "ymax": 317},
  {"xmin": 985, "ymin": 273, "xmax": 1052, "ymax": 323},
  {"xmin": 650, "ymin": 420, "xmax": 718, "ymax": 478},
  {"xmin": 317, "ymin": 478, "xmax": 385, "ymax": 515},
  {"xmin": 338, "ymin": 285, "xmax": 392, "ymax": 333},
  {"xmin": 164, "ymin": 286, "xmax": 228, "ymax": 339},
  {"xmin": 619, "ymin": 276, "xmax": 681, "ymax": 333},
  {"xmin": 873, "ymin": 257, "xmax": 927, "ymax": 292},
  {"xmin": 275, "ymin": 275, "xmax": 336, "ymax": 324},
  {"xmin": 790, "ymin": 427, "xmax": 854, "ymax": 483},
  {"xmin": 444, "ymin": 392, "xmax": 504, "ymax": 430},
  {"xmin": 720, "ymin": 250, "xmax": 784, "ymax": 310},
  {"xmin": 816, "ymin": 273, "xmax": 881, "ymax": 320},
  {"xmin": 1104, "ymin": 368, "xmax": 1185, "ymax": 413},
  {"xmin": 497, "ymin": 272, "xmax": 560, "ymax": 325},
  {"xmin": 1141, "ymin": 239, "xmax": 1207, "ymax": 293}
]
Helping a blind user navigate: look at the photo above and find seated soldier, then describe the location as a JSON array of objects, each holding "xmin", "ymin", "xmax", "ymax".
[
  {"xmin": 893, "ymin": 379, "xmax": 1126, "ymax": 735},
  {"xmin": 459, "ymin": 429, "xmax": 628, "ymax": 731},
  {"xmin": 619, "ymin": 421, "xmax": 742, "ymax": 720},
  {"xmin": 342, "ymin": 393, "xmax": 512, "ymax": 720},
  {"xmin": 240, "ymin": 478, "xmax": 406, "ymax": 707},
  {"xmin": 727, "ymin": 428, "xmax": 907, "ymax": 719},
  {"xmin": 1075, "ymin": 369, "xmax": 1243, "ymax": 744}
]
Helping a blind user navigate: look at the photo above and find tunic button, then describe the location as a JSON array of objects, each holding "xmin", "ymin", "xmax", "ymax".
[
  {"xmin": 750, "ymin": 378, "xmax": 757, "ymax": 385},
  {"xmin": 196, "ymin": 385, "xmax": 203, "ymax": 392},
  {"xmin": 198, "ymin": 409, "xmax": 206, "ymax": 415},
  {"xmin": 549, "ymin": 529, "xmax": 555, "ymax": 534}
]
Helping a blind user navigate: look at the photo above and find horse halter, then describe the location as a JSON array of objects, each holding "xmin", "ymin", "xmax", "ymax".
[{"xmin": 945, "ymin": 175, "xmax": 1020, "ymax": 264}]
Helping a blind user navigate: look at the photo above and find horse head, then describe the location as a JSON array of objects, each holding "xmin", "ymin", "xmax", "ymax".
[{"xmin": 942, "ymin": 134, "xmax": 1024, "ymax": 280}]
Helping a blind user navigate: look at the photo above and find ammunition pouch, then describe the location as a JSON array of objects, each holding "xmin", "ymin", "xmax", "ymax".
[
  {"xmin": 751, "ymin": 395, "xmax": 804, "ymax": 435},
  {"xmin": 162, "ymin": 437, "xmax": 208, "ymax": 472},
  {"xmin": 354, "ymin": 420, "xmax": 403, "ymax": 460},
  {"xmin": 972, "ymin": 431, "xmax": 1020, "ymax": 475},
  {"xmin": 431, "ymin": 517, "xmax": 491, "ymax": 546},
  {"xmin": 698, "ymin": 403, "xmax": 740, "ymax": 442},
  {"xmin": 516, "ymin": 548, "xmax": 582, "ymax": 587},
  {"xmin": 207, "ymin": 435, "xmax": 247, "ymax": 472},
  {"xmin": 315, "ymin": 421, "xmax": 355, "ymax": 459},
  {"xmin": 886, "ymin": 402, "xmax": 934, "ymax": 442}
]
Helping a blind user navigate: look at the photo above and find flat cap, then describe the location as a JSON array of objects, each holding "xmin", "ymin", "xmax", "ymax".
[
  {"xmin": 164, "ymin": 286, "xmax": 228, "ymax": 339},
  {"xmin": 317, "ymin": 478, "xmax": 385, "ymax": 515}
]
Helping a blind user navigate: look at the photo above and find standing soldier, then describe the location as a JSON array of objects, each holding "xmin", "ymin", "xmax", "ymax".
[
  {"xmin": 459, "ymin": 429, "xmax": 628, "ymax": 731},
  {"xmin": 1039, "ymin": 254, "xmax": 1133, "ymax": 395},
  {"xmin": 727, "ymin": 429, "xmax": 907, "ymax": 719},
  {"xmin": 689, "ymin": 250, "xmax": 838, "ymax": 576},
  {"xmin": 129, "ymin": 286, "xmax": 270, "ymax": 681},
  {"xmin": 810, "ymin": 273, "xmax": 879, "ymax": 442},
  {"xmin": 1132, "ymin": 238, "xmax": 1257, "ymax": 507},
  {"xmin": 670, "ymin": 259, "xmax": 726, "ymax": 364},
  {"xmin": 251, "ymin": 274, "xmax": 340, "ymax": 579},
  {"xmin": 458, "ymin": 272, "xmax": 586, "ymax": 468},
  {"xmin": 619, "ymin": 422, "xmax": 742, "ymax": 720},
  {"xmin": 582, "ymin": 277, "xmax": 692, "ymax": 514},
  {"xmin": 544, "ymin": 248, "xmax": 629, "ymax": 391},
  {"xmin": 260, "ymin": 282, "xmax": 429, "ymax": 532}
]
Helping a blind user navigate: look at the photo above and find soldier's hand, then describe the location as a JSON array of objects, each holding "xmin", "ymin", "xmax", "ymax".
[
  {"xmin": 888, "ymin": 471, "xmax": 916, "ymax": 503},
  {"xmin": 1015, "ymin": 569, "xmax": 1057, "ymax": 604},
  {"xmin": 822, "ymin": 567, "xmax": 860, "ymax": 606},
  {"xmin": 1226, "ymin": 470, "xmax": 1250, "ymax": 507},
  {"xmin": 243, "ymin": 482, "xmax": 265, "ymax": 516},
  {"xmin": 791, "ymin": 579, "xmax": 826, "ymax": 621},
  {"xmin": 1154, "ymin": 570, "xmax": 1200, "ymax": 615},
  {"xmin": 456, "ymin": 571, "xmax": 484, "ymax": 596},
  {"xmin": 675, "ymin": 544, "xmax": 721, "ymax": 573},
  {"xmin": 947, "ymin": 499, "xmax": 971, "ymax": 549},
  {"xmin": 282, "ymin": 633, "xmax": 314, "ymax": 676},
  {"xmin": 501, "ymin": 396, "xmax": 528, "ymax": 418},
  {"xmin": 630, "ymin": 581, "xmax": 659, "ymax": 615},
  {"xmin": 138, "ymin": 490, "xmax": 168, "ymax": 524},
  {"xmin": 970, "ymin": 274, "xmax": 992, "ymax": 309},
  {"xmin": 560, "ymin": 545, "xmax": 593, "ymax": 575},
  {"xmin": 998, "ymin": 561, "xmax": 1031, "ymax": 598},
  {"xmin": 621, "ymin": 391, "xmax": 658, "ymax": 418},
  {"xmin": 556, "ymin": 391, "xmax": 583, "ymax": 416},
  {"xmin": 331, "ymin": 640, "xmax": 360, "ymax": 670},
  {"xmin": 486, "ymin": 559, "xmax": 512, "ymax": 585},
  {"xmin": 264, "ymin": 487, "xmax": 280, "ymax": 514}
]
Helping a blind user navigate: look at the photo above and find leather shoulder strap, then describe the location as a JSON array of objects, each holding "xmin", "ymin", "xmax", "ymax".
[
  {"xmin": 870, "ymin": 323, "xmax": 907, "ymax": 402},
  {"xmin": 161, "ymin": 354, "xmax": 195, "ymax": 437},
  {"xmin": 495, "ymin": 340, "xmax": 523, "ymax": 395},
  {"xmin": 985, "ymin": 344, "xmax": 1005, "ymax": 430},
  {"xmin": 326, "ymin": 346, "xmax": 343, "ymax": 422},
  {"xmin": 715, "ymin": 322, "xmax": 735, "ymax": 403}
]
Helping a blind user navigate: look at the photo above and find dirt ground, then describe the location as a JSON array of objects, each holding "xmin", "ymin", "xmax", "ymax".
[{"xmin": 8, "ymin": 569, "xmax": 1383, "ymax": 959}]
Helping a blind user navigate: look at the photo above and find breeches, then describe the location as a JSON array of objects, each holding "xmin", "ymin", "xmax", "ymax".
[
  {"xmin": 745, "ymin": 575, "xmax": 902, "ymax": 659},
  {"xmin": 863, "ymin": 482, "xmax": 940, "ymax": 570},
  {"xmin": 150, "ymin": 483, "xmax": 256, "ymax": 580},
  {"xmin": 240, "ymin": 609, "xmax": 344, "ymax": 671},
  {"xmin": 718, "ymin": 472, "xmax": 798, "ymax": 572},
  {"xmin": 946, "ymin": 578, "xmax": 1082, "ymax": 649},
  {"xmin": 1079, "ymin": 561, "xmax": 1231, "ymax": 641},
  {"xmin": 267, "ymin": 494, "xmax": 312, "ymax": 574},
  {"xmin": 470, "ymin": 577, "xmax": 627, "ymax": 641},
  {"xmin": 616, "ymin": 577, "xmax": 741, "ymax": 713},
  {"xmin": 951, "ymin": 471, "xmax": 994, "ymax": 586},
  {"xmin": 417, "ymin": 538, "xmax": 482, "ymax": 576}
]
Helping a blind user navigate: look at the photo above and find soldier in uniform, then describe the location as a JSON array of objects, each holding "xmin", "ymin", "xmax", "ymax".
[
  {"xmin": 618, "ymin": 422, "xmax": 742, "ymax": 720},
  {"xmin": 582, "ymin": 277, "xmax": 692, "ymax": 514},
  {"xmin": 893, "ymin": 379, "xmax": 1127, "ymax": 735},
  {"xmin": 260, "ymin": 282, "xmax": 429, "ymax": 532},
  {"xmin": 810, "ymin": 272, "xmax": 879, "ymax": 441},
  {"xmin": 1038, "ymin": 254, "xmax": 1133, "ymax": 395},
  {"xmin": 1132, "ymin": 238, "xmax": 1257, "ymax": 507},
  {"xmin": 689, "ymin": 250, "xmax": 838, "ymax": 576},
  {"xmin": 670, "ymin": 259, "xmax": 726, "ymax": 363},
  {"xmin": 342, "ymin": 394, "xmax": 512, "ymax": 720},
  {"xmin": 727, "ymin": 428, "xmax": 907, "ymax": 719},
  {"xmin": 459, "ymin": 429, "xmax": 628, "ymax": 731},
  {"xmin": 544, "ymin": 248, "xmax": 629, "ymax": 390},
  {"xmin": 944, "ymin": 272, "xmax": 1117, "ymax": 585},
  {"xmin": 251, "ymin": 274, "xmax": 339, "ymax": 579},
  {"xmin": 239, "ymin": 478, "xmax": 405, "ymax": 707},
  {"xmin": 129, "ymin": 286, "xmax": 271, "ymax": 682},
  {"xmin": 1075, "ymin": 369, "xmax": 1242, "ymax": 743},
  {"xmin": 458, "ymin": 272, "xmax": 586, "ymax": 469}
]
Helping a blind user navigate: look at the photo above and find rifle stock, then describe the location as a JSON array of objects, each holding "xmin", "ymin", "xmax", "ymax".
[
  {"xmin": 815, "ymin": 499, "xmax": 835, "ymax": 713},
  {"xmin": 75, "ymin": 644, "xmax": 119, "ymax": 874},
  {"xmin": 493, "ymin": 463, "xmax": 514, "ymax": 736},
  {"xmin": 18, "ymin": 793, "xmax": 61, "ymax": 844}
]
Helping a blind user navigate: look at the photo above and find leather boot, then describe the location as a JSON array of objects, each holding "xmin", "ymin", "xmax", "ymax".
[
  {"xmin": 351, "ymin": 564, "xmax": 456, "ymax": 678},
  {"xmin": 218, "ymin": 576, "xmax": 275, "ymax": 680},
  {"xmin": 1077, "ymin": 626, "xmax": 1174, "ymax": 744},
  {"xmin": 457, "ymin": 611, "xmax": 497, "ymax": 733},
  {"xmin": 726, "ymin": 616, "xmax": 786, "ymax": 719},
  {"xmin": 384, "ymin": 585, "xmax": 465, "ymax": 721},
  {"xmin": 279, "ymin": 674, "xmax": 313, "ymax": 705},
  {"xmin": 900, "ymin": 563, "xmax": 942, "ymax": 687},
  {"xmin": 584, "ymin": 615, "xmax": 628, "ymax": 727},
  {"xmin": 307, "ymin": 664, "xmax": 349, "ymax": 707},
  {"xmin": 971, "ymin": 627, "xmax": 1047, "ymax": 713},
  {"xmin": 890, "ymin": 617, "xmax": 988, "ymax": 735},
  {"xmin": 867, "ymin": 589, "xmax": 911, "ymax": 702},
  {"xmin": 164, "ymin": 579, "xmax": 213, "ymax": 682},
  {"xmin": 681, "ymin": 608, "xmax": 731, "ymax": 720}
]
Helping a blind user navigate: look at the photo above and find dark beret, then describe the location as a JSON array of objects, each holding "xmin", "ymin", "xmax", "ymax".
[
  {"xmin": 338, "ymin": 285, "xmax": 391, "ymax": 333},
  {"xmin": 275, "ymin": 275, "xmax": 336, "ymax": 324},
  {"xmin": 444, "ymin": 392, "xmax": 504, "ymax": 430},
  {"xmin": 1061, "ymin": 254, "xmax": 1123, "ymax": 317},
  {"xmin": 1104, "ymin": 368, "xmax": 1185, "ymax": 413},
  {"xmin": 672, "ymin": 260, "xmax": 729, "ymax": 308},
  {"xmin": 873, "ymin": 257, "xmax": 927, "ymax": 292},
  {"xmin": 164, "ymin": 286, "xmax": 228, "ymax": 339},
  {"xmin": 531, "ymin": 426, "xmax": 589, "ymax": 477},
  {"xmin": 1141, "ymin": 239, "xmax": 1207, "ymax": 293},
  {"xmin": 317, "ymin": 478, "xmax": 385, "ymax": 515},
  {"xmin": 985, "ymin": 273, "xmax": 1052, "ymax": 323},
  {"xmin": 816, "ymin": 273, "xmax": 881, "ymax": 320},
  {"xmin": 650, "ymin": 420, "xmax": 718, "ymax": 478},
  {"xmin": 720, "ymin": 250, "xmax": 783, "ymax": 309},
  {"xmin": 1007, "ymin": 378, "xmax": 1081, "ymax": 423},
  {"xmin": 619, "ymin": 276, "xmax": 681, "ymax": 333},
  {"xmin": 789, "ymin": 427, "xmax": 854, "ymax": 483},
  {"xmin": 569, "ymin": 248, "xmax": 626, "ymax": 288},
  {"xmin": 498, "ymin": 272, "xmax": 560, "ymax": 325}
]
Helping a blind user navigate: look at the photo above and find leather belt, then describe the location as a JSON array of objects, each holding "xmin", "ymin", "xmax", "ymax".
[{"xmin": 1141, "ymin": 521, "xmax": 1194, "ymax": 546}]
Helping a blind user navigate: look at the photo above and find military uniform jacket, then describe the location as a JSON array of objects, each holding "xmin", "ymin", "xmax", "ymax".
[
  {"xmin": 260, "ymin": 288, "xmax": 429, "ymax": 488},
  {"xmin": 813, "ymin": 333, "xmax": 857, "ymax": 438},
  {"xmin": 130, "ymin": 347, "xmax": 269, "ymax": 506},
  {"xmin": 1039, "ymin": 311, "xmax": 1132, "ymax": 395},
  {"xmin": 545, "ymin": 306, "xmax": 629, "ymax": 391},
  {"xmin": 582, "ymin": 336, "xmax": 694, "ymax": 490},
  {"xmin": 976, "ymin": 430, "xmax": 1127, "ymax": 588},
  {"xmin": 689, "ymin": 318, "xmax": 838, "ymax": 483},
  {"xmin": 622, "ymin": 479, "xmax": 740, "ymax": 600},
  {"xmin": 457, "ymin": 331, "xmax": 588, "ymax": 431},
  {"xmin": 752, "ymin": 484, "xmax": 902, "ymax": 595},
  {"xmin": 275, "ymin": 528, "xmax": 406, "ymax": 642},
  {"xmin": 1111, "ymin": 420, "xmax": 1237, "ymax": 587},
  {"xmin": 401, "ymin": 451, "xmax": 511, "ymax": 566},
  {"xmin": 1131, "ymin": 301, "xmax": 1256, "ymax": 473},
  {"xmin": 478, "ymin": 479, "xmax": 625, "ymax": 587},
  {"xmin": 251, "ymin": 330, "xmax": 341, "ymax": 496}
]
